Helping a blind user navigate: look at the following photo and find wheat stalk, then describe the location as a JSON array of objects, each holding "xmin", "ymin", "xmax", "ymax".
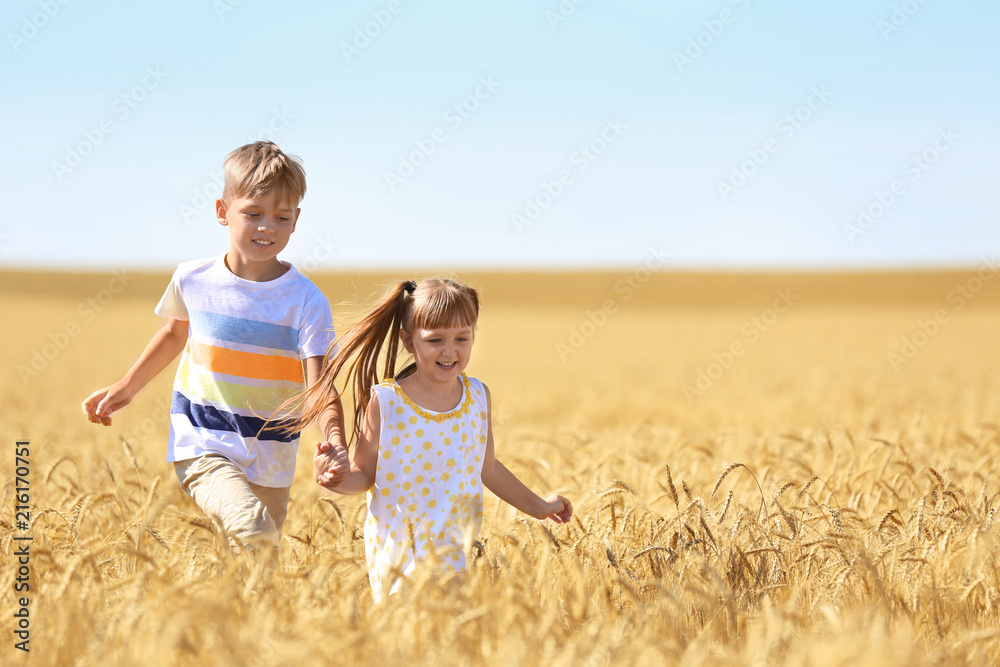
[{"xmin": 663, "ymin": 465, "xmax": 679, "ymax": 509}]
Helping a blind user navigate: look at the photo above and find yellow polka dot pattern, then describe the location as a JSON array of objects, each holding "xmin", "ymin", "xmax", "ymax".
[{"xmin": 364, "ymin": 374, "xmax": 488, "ymax": 603}]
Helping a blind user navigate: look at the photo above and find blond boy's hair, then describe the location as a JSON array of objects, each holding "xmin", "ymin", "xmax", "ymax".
[{"xmin": 221, "ymin": 141, "xmax": 306, "ymax": 206}]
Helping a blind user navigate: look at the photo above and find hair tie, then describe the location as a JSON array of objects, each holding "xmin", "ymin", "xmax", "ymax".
[{"xmin": 404, "ymin": 280, "xmax": 417, "ymax": 295}]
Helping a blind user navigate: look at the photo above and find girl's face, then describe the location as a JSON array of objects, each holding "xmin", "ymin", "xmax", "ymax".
[{"xmin": 401, "ymin": 322, "xmax": 475, "ymax": 385}]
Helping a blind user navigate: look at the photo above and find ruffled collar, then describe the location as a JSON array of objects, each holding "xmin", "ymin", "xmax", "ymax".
[{"xmin": 385, "ymin": 373, "xmax": 472, "ymax": 422}]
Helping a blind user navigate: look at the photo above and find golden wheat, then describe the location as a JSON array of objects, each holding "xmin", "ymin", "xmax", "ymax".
[{"xmin": 2, "ymin": 270, "xmax": 1000, "ymax": 665}]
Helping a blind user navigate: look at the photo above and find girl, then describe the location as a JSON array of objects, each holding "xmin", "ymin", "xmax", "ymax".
[{"xmin": 289, "ymin": 279, "xmax": 572, "ymax": 601}]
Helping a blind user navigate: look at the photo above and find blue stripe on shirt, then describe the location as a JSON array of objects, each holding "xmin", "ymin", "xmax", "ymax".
[
  {"xmin": 188, "ymin": 310, "xmax": 299, "ymax": 352},
  {"xmin": 171, "ymin": 391, "xmax": 298, "ymax": 443}
]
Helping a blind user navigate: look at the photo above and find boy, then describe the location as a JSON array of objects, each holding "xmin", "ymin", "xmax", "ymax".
[{"xmin": 82, "ymin": 141, "xmax": 349, "ymax": 551}]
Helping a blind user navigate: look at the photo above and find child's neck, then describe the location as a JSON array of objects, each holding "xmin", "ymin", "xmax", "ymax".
[
  {"xmin": 399, "ymin": 371, "xmax": 465, "ymax": 412},
  {"xmin": 224, "ymin": 253, "xmax": 289, "ymax": 282}
]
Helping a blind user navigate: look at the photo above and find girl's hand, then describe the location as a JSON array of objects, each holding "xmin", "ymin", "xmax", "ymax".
[
  {"xmin": 543, "ymin": 494, "xmax": 573, "ymax": 523},
  {"xmin": 314, "ymin": 441, "xmax": 350, "ymax": 489}
]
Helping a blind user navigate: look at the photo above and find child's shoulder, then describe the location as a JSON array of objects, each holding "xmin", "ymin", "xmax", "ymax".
[
  {"xmin": 372, "ymin": 373, "xmax": 488, "ymax": 400},
  {"xmin": 164, "ymin": 257, "xmax": 221, "ymax": 293},
  {"xmin": 173, "ymin": 256, "xmax": 220, "ymax": 277},
  {"xmin": 372, "ymin": 377, "xmax": 398, "ymax": 395},
  {"xmin": 281, "ymin": 264, "xmax": 328, "ymax": 296},
  {"xmin": 367, "ymin": 380, "xmax": 398, "ymax": 414},
  {"xmin": 173, "ymin": 257, "xmax": 324, "ymax": 298},
  {"xmin": 463, "ymin": 374, "xmax": 486, "ymax": 390},
  {"xmin": 464, "ymin": 375, "xmax": 489, "ymax": 404}
]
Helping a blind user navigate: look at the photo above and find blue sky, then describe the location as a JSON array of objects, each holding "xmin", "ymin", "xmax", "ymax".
[{"xmin": 2, "ymin": 0, "xmax": 997, "ymax": 271}]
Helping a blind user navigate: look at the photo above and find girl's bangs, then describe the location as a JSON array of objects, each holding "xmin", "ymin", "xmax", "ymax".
[{"xmin": 410, "ymin": 289, "xmax": 478, "ymax": 330}]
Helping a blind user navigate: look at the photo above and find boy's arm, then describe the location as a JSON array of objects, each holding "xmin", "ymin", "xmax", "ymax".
[
  {"xmin": 303, "ymin": 356, "xmax": 348, "ymax": 450},
  {"xmin": 316, "ymin": 391, "xmax": 379, "ymax": 495},
  {"xmin": 480, "ymin": 385, "xmax": 573, "ymax": 523},
  {"xmin": 82, "ymin": 317, "xmax": 189, "ymax": 426},
  {"xmin": 304, "ymin": 356, "xmax": 350, "ymax": 487}
]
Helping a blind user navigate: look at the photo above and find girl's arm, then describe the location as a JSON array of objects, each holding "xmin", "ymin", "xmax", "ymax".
[
  {"xmin": 315, "ymin": 392, "xmax": 380, "ymax": 495},
  {"xmin": 480, "ymin": 385, "xmax": 573, "ymax": 523},
  {"xmin": 82, "ymin": 317, "xmax": 189, "ymax": 426}
]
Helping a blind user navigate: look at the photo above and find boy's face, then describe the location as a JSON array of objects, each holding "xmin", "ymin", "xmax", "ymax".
[{"xmin": 216, "ymin": 189, "xmax": 300, "ymax": 279}]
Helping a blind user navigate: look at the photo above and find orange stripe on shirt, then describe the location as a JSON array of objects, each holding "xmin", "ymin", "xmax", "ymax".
[{"xmin": 187, "ymin": 341, "xmax": 304, "ymax": 383}]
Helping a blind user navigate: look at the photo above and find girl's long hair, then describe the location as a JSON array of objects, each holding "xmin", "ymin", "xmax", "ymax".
[{"xmin": 269, "ymin": 279, "xmax": 480, "ymax": 445}]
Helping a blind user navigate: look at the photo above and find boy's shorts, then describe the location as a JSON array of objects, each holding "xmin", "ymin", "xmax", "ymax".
[{"xmin": 174, "ymin": 453, "xmax": 290, "ymax": 550}]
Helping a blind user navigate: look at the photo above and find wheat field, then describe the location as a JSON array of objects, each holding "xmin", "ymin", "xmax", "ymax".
[{"xmin": 3, "ymin": 269, "xmax": 1000, "ymax": 666}]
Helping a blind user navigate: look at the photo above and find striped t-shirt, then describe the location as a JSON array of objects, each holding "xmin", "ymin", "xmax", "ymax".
[{"xmin": 154, "ymin": 256, "xmax": 335, "ymax": 487}]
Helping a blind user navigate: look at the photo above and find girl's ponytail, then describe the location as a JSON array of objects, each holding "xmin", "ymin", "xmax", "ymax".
[
  {"xmin": 269, "ymin": 281, "xmax": 412, "ymax": 444},
  {"xmin": 267, "ymin": 277, "xmax": 479, "ymax": 445}
]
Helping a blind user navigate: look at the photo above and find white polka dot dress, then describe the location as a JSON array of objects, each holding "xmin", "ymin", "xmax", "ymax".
[{"xmin": 364, "ymin": 373, "xmax": 488, "ymax": 602}]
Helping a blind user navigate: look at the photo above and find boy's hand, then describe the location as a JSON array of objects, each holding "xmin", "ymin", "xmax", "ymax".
[
  {"xmin": 80, "ymin": 318, "xmax": 187, "ymax": 427},
  {"xmin": 543, "ymin": 494, "xmax": 573, "ymax": 524},
  {"xmin": 314, "ymin": 441, "xmax": 350, "ymax": 489},
  {"xmin": 82, "ymin": 382, "xmax": 135, "ymax": 426}
]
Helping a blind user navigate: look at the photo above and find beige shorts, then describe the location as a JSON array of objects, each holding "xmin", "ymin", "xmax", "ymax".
[{"xmin": 174, "ymin": 453, "xmax": 290, "ymax": 550}]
